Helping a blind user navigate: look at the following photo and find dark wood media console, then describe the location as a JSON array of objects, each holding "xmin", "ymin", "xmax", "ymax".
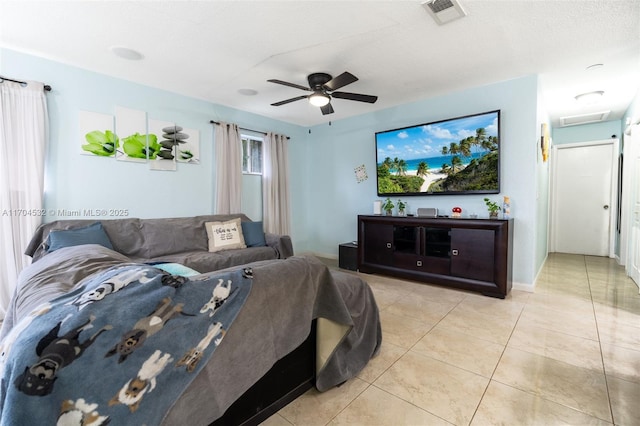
[{"xmin": 357, "ymin": 215, "xmax": 513, "ymax": 298}]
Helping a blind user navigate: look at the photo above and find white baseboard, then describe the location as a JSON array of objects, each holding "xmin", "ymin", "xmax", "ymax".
[{"xmin": 512, "ymin": 281, "xmax": 535, "ymax": 293}]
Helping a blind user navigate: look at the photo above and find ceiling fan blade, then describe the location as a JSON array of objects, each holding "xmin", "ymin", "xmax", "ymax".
[
  {"xmin": 332, "ymin": 91, "xmax": 378, "ymax": 103},
  {"xmin": 323, "ymin": 72, "xmax": 358, "ymax": 91},
  {"xmin": 267, "ymin": 79, "xmax": 310, "ymax": 91},
  {"xmin": 320, "ymin": 103, "xmax": 334, "ymax": 115},
  {"xmin": 271, "ymin": 95, "xmax": 309, "ymax": 106}
]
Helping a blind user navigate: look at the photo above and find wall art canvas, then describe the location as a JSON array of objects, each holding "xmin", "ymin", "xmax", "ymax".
[
  {"xmin": 175, "ymin": 127, "xmax": 200, "ymax": 164},
  {"xmin": 79, "ymin": 111, "xmax": 116, "ymax": 157},
  {"xmin": 115, "ymin": 106, "xmax": 148, "ymax": 163},
  {"xmin": 354, "ymin": 164, "xmax": 368, "ymax": 183},
  {"xmin": 148, "ymin": 119, "xmax": 177, "ymax": 171}
]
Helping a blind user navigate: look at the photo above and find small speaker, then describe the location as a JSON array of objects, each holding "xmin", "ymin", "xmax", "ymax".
[{"xmin": 417, "ymin": 207, "xmax": 438, "ymax": 217}]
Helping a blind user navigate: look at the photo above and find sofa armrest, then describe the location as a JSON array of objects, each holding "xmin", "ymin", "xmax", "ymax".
[{"xmin": 265, "ymin": 233, "xmax": 294, "ymax": 259}]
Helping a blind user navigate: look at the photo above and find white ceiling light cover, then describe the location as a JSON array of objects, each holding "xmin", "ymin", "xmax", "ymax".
[{"xmin": 309, "ymin": 93, "xmax": 330, "ymax": 107}]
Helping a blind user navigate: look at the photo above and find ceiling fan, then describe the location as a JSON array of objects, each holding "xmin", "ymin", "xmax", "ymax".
[{"xmin": 267, "ymin": 71, "xmax": 378, "ymax": 115}]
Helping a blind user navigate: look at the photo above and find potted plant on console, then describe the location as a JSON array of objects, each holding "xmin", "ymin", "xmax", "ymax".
[
  {"xmin": 484, "ymin": 197, "xmax": 500, "ymax": 219},
  {"xmin": 397, "ymin": 200, "xmax": 407, "ymax": 216},
  {"xmin": 382, "ymin": 198, "xmax": 395, "ymax": 216}
]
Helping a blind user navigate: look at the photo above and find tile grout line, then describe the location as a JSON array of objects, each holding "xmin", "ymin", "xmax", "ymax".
[
  {"xmin": 467, "ymin": 290, "xmax": 528, "ymax": 425},
  {"xmin": 585, "ymin": 255, "xmax": 617, "ymax": 425}
]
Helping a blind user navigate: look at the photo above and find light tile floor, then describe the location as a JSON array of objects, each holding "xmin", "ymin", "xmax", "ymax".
[{"xmin": 262, "ymin": 253, "xmax": 640, "ymax": 425}]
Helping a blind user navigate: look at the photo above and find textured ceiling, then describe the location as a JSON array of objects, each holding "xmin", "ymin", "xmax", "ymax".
[{"xmin": 1, "ymin": 0, "xmax": 638, "ymax": 128}]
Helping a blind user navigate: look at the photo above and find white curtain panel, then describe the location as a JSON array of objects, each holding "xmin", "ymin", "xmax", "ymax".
[
  {"xmin": 262, "ymin": 132, "xmax": 291, "ymax": 235},
  {"xmin": 0, "ymin": 81, "xmax": 48, "ymax": 318},
  {"xmin": 214, "ymin": 122, "xmax": 242, "ymax": 214}
]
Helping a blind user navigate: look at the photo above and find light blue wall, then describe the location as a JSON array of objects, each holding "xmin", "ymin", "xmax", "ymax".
[
  {"xmin": 535, "ymin": 79, "xmax": 551, "ymax": 280},
  {"xmin": 302, "ymin": 75, "xmax": 541, "ymax": 288},
  {"xmin": 552, "ymin": 120, "xmax": 622, "ymax": 145},
  {"xmin": 1, "ymin": 48, "xmax": 304, "ymax": 222}
]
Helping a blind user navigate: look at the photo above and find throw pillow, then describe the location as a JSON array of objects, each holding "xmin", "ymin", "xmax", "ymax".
[
  {"xmin": 153, "ymin": 262, "xmax": 201, "ymax": 277},
  {"xmin": 241, "ymin": 221, "xmax": 267, "ymax": 247},
  {"xmin": 47, "ymin": 222, "xmax": 114, "ymax": 252},
  {"xmin": 205, "ymin": 218, "xmax": 246, "ymax": 252}
]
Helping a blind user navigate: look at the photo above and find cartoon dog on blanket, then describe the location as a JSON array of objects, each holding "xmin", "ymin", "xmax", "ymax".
[
  {"xmin": 109, "ymin": 350, "xmax": 173, "ymax": 413},
  {"xmin": 57, "ymin": 398, "xmax": 110, "ymax": 426},
  {"xmin": 66, "ymin": 267, "xmax": 154, "ymax": 311},
  {"xmin": 14, "ymin": 315, "xmax": 112, "ymax": 396},
  {"xmin": 200, "ymin": 279, "xmax": 234, "ymax": 317},
  {"xmin": 105, "ymin": 298, "xmax": 184, "ymax": 363},
  {"xmin": 176, "ymin": 322, "xmax": 226, "ymax": 372}
]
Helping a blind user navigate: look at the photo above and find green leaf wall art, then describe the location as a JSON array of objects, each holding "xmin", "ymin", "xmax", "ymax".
[
  {"xmin": 79, "ymin": 108, "xmax": 200, "ymax": 170},
  {"xmin": 122, "ymin": 132, "xmax": 159, "ymax": 159},
  {"xmin": 82, "ymin": 130, "xmax": 119, "ymax": 156}
]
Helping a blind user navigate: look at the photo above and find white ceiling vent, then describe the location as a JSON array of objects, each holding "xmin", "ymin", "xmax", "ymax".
[
  {"xmin": 559, "ymin": 111, "xmax": 610, "ymax": 127},
  {"xmin": 422, "ymin": 0, "xmax": 467, "ymax": 25}
]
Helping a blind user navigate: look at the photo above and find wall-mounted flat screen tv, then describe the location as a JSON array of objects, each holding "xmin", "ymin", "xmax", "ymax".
[{"xmin": 375, "ymin": 110, "xmax": 500, "ymax": 196}]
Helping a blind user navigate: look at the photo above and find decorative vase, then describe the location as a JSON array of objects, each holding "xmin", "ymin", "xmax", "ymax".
[
  {"xmin": 489, "ymin": 211, "xmax": 498, "ymax": 219},
  {"xmin": 398, "ymin": 209, "xmax": 406, "ymax": 217},
  {"xmin": 385, "ymin": 209, "xmax": 393, "ymax": 216}
]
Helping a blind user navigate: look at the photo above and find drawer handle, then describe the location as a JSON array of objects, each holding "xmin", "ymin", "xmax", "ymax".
[
  {"xmin": 386, "ymin": 242, "xmax": 392, "ymax": 249},
  {"xmin": 452, "ymin": 249, "xmax": 459, "ymax": 256},
  {"xmin": 416, "ymin": 260, "xmax": 423, "ymax": 267}
]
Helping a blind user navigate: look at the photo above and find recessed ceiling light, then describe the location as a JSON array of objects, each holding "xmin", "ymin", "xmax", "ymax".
[
  {"xmin": 575, "ymin": 91, "xmax": 604, "ymax": 104},
  {"xmin": 110, "ymin": 46, "xmax": 144, "ymax": 60},
  {"xmin": 238, "ymin": 88, "xmax": 258, "ymax": 96}
]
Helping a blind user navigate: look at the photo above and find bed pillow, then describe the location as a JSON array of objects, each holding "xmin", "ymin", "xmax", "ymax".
[
  {"xmin": 205, "ymin": 218, "xmax": 246, "ymax": 252},
  {"xmin": 47, "ymin": 222, "xmax": 113, "ymax": 252},
  {"xmin": 241, "ymin": 221, "xmax": 267, "ymax": 247}
]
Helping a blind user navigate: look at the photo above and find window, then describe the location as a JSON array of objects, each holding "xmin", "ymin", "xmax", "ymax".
[{"xmin": 242, "ymin": 135, "xmax": 263, "ymax": 174}]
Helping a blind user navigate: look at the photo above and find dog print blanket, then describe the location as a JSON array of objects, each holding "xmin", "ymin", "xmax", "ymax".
[{"xmin": 0, "ymin": 263, "xmax": 253, "ymax": 425}]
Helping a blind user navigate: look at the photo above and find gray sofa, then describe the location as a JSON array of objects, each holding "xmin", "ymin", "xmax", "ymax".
[{"xmin": 25, "ymin": 214, "xmax": 293, "ymax": 273}]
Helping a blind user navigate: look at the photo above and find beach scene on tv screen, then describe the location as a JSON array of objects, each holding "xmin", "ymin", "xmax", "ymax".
[{"xmin": 376, "ymin": 111, "xmax": 499, "ymax": 195}]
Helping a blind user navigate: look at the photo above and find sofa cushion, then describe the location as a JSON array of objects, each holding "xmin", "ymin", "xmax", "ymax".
[
  {"xmin": 136, "ymin": 217, "xmax": 209, "ymax": 258},
  {"xmin": 47, "ymin": 222, "xmax": 113, "ymax": 252},
  {"xmin": 241, "ymin": 221, "xmax": 267, "ymax": 247},
  {"xmin": 205, "ymin": 218, "xmax": 247, "ymax": 252},
  {"xmin": 147, "ymin": 247, "xmax": 278, "ymax": 274}
]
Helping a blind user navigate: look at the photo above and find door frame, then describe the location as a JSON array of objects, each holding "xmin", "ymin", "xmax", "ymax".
[
  {"xmin": 549, "ymin": 138, "xmax": 619, "ymax": 258},
  {"xmin": 621, "ymin": 123, "xmax": 640, "ymax": 287}
]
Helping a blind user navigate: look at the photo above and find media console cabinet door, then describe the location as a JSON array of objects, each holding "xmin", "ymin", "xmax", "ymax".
[
  {"xmin": 362, "ymin": 221, "xmax": 394, "ymax": 265},
  {"xmin": 450, "ymin": 228, "xmax": 495, "ymax": 282}
]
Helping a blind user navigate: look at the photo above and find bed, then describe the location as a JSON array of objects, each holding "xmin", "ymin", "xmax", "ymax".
[{"xmin": 0, "ymin": 244, "xmax": 381, "ymax": 425}]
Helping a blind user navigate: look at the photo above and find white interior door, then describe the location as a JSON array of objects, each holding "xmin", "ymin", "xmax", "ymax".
[
  {"xmin": 623, "ymin": 125, "xmax": 640, "ymax": 288},
  {"xmin": 630, "ymin": 164, "xmax": 640, "ymax": 286},
  {"xmin": 551, "ymin": 140, "xmax": 617, "ymax": 257}
]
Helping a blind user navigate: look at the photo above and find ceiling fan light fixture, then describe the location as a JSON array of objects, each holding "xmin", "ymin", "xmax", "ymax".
[
  {"xmin": 575, "ymin": 91, "xmax": 604, "ymax": 104},
  {"xmin": 309, "ymin": 92, "xmax": 330, "ymax": 107}
]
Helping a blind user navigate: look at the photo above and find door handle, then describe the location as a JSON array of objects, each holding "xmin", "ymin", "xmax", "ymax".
[{"xmin": 603, "ymin": 205, "xmax": 609, "ymax": 210}]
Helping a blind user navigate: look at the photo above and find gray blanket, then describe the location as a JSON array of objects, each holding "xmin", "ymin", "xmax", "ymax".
[{"xmin": 0, "ymin": 245, "xmax": 382, "ymax": 425}]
